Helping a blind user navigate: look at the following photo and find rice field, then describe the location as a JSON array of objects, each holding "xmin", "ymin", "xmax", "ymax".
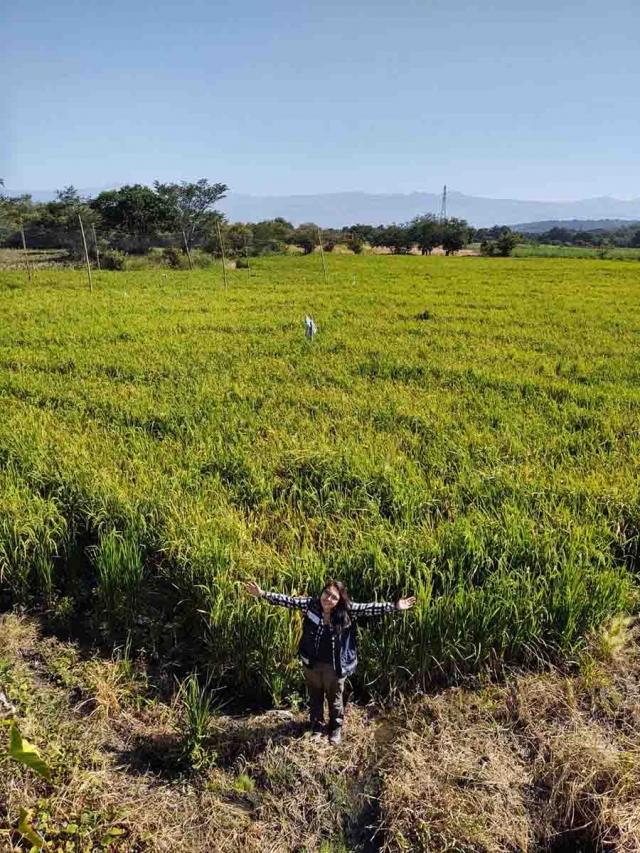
[
  {"xmin": 1, "ymin": 255, "xmax": 639, "ymax": 700},
  {"xmin": 513, "ymin": 243, "xmax": 640, "ymax": 260}
]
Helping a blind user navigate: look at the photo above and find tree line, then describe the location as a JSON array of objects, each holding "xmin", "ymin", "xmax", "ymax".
[
  {"xmin": 522, "ymin": 224, "xmax": 640, "ymax": 250},
  {"xmin": 0, "ymin": 179, "xmax": 492, "ymax": 263},
  {"xmin": 8, "ymin": 177, "xmax": 634, "ymax": 264}
]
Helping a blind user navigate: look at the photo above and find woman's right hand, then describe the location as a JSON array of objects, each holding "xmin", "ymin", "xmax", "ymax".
[{"xmin": 244, "ymin": 580, "xmax": 263, "ymax": 597}]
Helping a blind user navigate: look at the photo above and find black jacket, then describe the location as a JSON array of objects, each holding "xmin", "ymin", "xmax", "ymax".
[{"xmin": 261, "ymin": 591, "xmax": 397, "ymax": 676}]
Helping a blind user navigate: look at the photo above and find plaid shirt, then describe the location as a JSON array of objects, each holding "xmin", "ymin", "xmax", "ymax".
[{"xmin": 261, "ymin": 591, "xmax": 397, "ymax": 674}]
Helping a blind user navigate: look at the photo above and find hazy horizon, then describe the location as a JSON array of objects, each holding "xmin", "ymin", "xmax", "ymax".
[
  {"xmin": 4, "ymin": 186, "xmax": 640, "ymax": 203},
  {"xmin": 4, "ymin": 186, "xmax": 640, "ymax": 228}
]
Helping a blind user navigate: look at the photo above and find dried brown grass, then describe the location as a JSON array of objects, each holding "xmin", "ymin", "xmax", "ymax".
[
  {"xmin": 2, "ymin": 614, "xmax": 640, "ymax": 852},
  {"xmin": 379, "ymin": 618, "xmax": 640, "ymax": 853},
  {"xmin": 379, "ymin": 690, "xmax": 530, "ymax": 853}
]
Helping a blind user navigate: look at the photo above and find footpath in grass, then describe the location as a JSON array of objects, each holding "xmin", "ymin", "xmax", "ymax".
[{"xmin": 0, "ymin": 255, "xmax": 639, "ymax": 702}]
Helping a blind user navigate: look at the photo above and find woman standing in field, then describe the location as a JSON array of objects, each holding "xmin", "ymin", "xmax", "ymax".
[{"xmin": 243, "ymin": 579, "xmax": 416, "ymax": 744}]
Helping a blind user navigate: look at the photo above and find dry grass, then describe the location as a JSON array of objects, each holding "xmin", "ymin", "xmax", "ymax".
[
  {"xmin": 379, "ymin": 696, "xmax": 530, "ymax": 852},
  {"xmin": 379, "ymin": 618, "xmax": 640, "ymax": 853},
  {"xmin": 0, "ymin": 248, "xmax": 70, "ymax": 270},
  {"xmin": 2, "ymin": 613, "xmax": 640, "ymax": 852}
]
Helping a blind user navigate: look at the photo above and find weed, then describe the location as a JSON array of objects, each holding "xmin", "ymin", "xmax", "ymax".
[{"xmin": 177, "ymin": 671, "xmax": 221, "ymax": 769}]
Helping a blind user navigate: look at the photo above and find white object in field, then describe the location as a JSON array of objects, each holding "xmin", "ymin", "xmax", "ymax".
[{"xmin": 304, "ymin": 316, "xmax": 317, "ymax": 340}]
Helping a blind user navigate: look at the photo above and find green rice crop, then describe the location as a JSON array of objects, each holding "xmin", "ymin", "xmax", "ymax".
[
  {"xmin": 513, "ymin": 244, "xmax": 640, "ymax": 260},
  {"xmin": 0, "ymin": 255, "xmax": 639, "ymax": 698},
  {"xmin": 91, "ymin": 528, "xmax": 145, "ymax": 630}
]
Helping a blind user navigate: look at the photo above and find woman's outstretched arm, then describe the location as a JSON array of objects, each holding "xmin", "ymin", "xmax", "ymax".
[
  {"xmin": 349, "ymin": 596, "xmax": 416, "ymax": 618},
  {"xmin": 243, "ymin": 581, "xmax": 311, "ymax": 611}
]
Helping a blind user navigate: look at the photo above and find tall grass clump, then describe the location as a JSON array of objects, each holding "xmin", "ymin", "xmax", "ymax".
[
  {"xmin": 177, "ymin": 671, "xmax": 221, "ymax": 768},
  {"xmin": 91, "ymin": 529, "xmax": 145, "ymax": 631},
  {"xmin": 0, "ymin": 474, "xmax": 67, "ymax": 606}
]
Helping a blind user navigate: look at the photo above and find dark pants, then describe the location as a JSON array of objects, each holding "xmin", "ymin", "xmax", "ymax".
[{"xmin": 304, "ymin": 662, "xmax": 346, "ymax": 731}]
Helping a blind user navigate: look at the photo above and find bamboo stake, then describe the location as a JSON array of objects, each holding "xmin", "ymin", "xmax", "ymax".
[
  {"xmin": 19, "ymin": 218, "xmax": 32, "ymax": 282},
  {"xmin": 78, "ymin": 215, "xmax": 93, "ymax": 292},
  {"xmin": 216, "ymin": 221, "xmax": 228, "ymax": 289},
  {"xmin": 181, "ymin": 228, "xmax": 193, "ymax": 270},
  {"xmin": 91, "ymin": 224, "xmax": 101, "ymax": 270},
  {"xmin": 244, "ymin": 237, "xmax": 251, "ymax": 274},
  {"xmin": 317, "ymin": 226, "xmax": 328, "ymax": 285}
]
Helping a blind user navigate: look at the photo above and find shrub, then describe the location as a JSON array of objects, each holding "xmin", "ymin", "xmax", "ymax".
[
  {"xmin": 236, "ymin": 257, "xmax": 250, "ymax": 270},
  {"xmin": 189, "ymin": 249, "xmax": 215, "ymax": 269},
  {"xmin": 347, "ymin": 236, "xmax": 364, "ymax": 254},
  {"xmin": 100, "ymin": 249, "xmax": 127, "ymax": 271},
  {"xmin": 162, "ymin": 246, "xmax": 186, "ymax": 269},
  {"xmin": 480, "ymin": 240, "xmax": 498, "ymax": 257}
]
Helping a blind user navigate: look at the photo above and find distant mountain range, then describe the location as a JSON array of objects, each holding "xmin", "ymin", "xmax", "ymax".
[
  {"xmin": 218, "ymin": 191, "xmax": 640, "ymax": 228},
  {"xmin": 5, "ymin": 187, "xmax": 640, "ymax": 228}
]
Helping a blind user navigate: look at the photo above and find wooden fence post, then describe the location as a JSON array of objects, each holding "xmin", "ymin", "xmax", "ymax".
[{"xmin": 78, "ymin": 215, "xmax": 93, "ymax": 292}]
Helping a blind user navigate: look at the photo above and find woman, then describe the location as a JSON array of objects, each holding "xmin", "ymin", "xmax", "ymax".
[{"xmin": 244, "ymin": 579, "xmax": 416, "ymax": 745}]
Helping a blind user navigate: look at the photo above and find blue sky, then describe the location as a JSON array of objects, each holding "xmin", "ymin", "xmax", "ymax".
[{"xmin": 3, "ymin": 0, "xmax": 639, "ymax": 199}]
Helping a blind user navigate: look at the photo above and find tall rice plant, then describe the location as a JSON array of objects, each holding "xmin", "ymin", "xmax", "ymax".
[
  {"xmin": 92, "ymin": 529, "xmax": 144, "ymax": 631},
  {"xmin": 177, "ymin": 670, "xmax": 221, "ymax": 769}
]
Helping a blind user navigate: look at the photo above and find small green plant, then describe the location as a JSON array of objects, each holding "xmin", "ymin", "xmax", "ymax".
[
  {"xmin": 18, "ymin": 807, "xmax": 47, "ymax": 850},
  {"xmin": 9, "ymin": 724, "xmax": 52, "ymax": 781},
  {"xmin": 264, "ymin": 671, "xmax": 287, "ymax": 707},
  {"xmin": 234, "ymin": 772, "xmax": 255, "ymax": 793},
  {"xmin": 319, "ymin": 839, "xmax": 349, "ymax": 853},
  {"xmin": 177, "ymin": 671, "xmax": 221, "ymax": 769}
]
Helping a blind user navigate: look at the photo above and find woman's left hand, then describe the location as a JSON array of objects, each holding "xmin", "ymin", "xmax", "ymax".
[{"xmin": 396, "ymin": 596, "xmax": 416, "ymax": 611}]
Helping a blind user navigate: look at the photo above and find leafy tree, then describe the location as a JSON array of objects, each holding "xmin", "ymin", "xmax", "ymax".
[
  {"xmin": 55, "ymin": 185, "xmax": 83, "ymax": 206},
  {"xmin": 440, "ymin": 218, "xmax": 470, "ymax": 255},
  {"xmin": 345, "ymin": 232, "xmax": 364, "ymax": 254},
  {"xmin": 250, "ymin": 219, "xmax": 293, "ymax": 254},
  {"xmin": 223, "ymin": 223, "xmax": 253, "ymax": 256},
  {"xmin": 387, "ymin": 224, "xmax": 413, "ymax": 254},
  {"xmin": 596, "ymin": 238, "xmax": 613, "ymax": 259},
  {"xmin": 0, "ymin": 187, "xmax": 99, "ymax": 259},
  {"xmin": 630, "ymin": 229, "xmax": 640, "ymax": 249},
  {"xmin": 46, "ymin": 186, "xmax": 100, "ymax": 259},
  {"xmin": 410, "ymin": 214, "xmax": 441, "ymax": 255},
  {"xmin": 495, "ymin": 229, "xmax": 522, "ymax": 257},
  {"xmin": 0, "ymin": 193, "xmax": 35, "ymax": 234},
  {"xmin": 291, "ymin": 223, "xmax": 318, "ymax": 255},
  {"xmin": 369, "ymin": 224, "xmax": 412, "ymax": 254},
  {"xmin": 346, "ymin": 223, "xmax": 377, "ymax": 246},
  {"xmin": 544, "ymin": 227, "xmax": 574, "ymax": 244},
  {"xmin": 91, "ymin": 185, "xmax": 174, "ymax": 239},
  {"xmin": 153, "ymin": 178, "xmax": 228, "ymax": 251},
  {"xmin": 479, "ymin": 228, "xmax": 522, "ymax": 257},
  {"xmin": 320, "ymin": 228, "xmax": 343, "ymax": 252}
]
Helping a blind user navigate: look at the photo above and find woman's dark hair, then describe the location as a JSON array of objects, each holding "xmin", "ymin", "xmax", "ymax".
[{"xmin": 322, "ymin": 580, "xmax": 351, "ymax": 627}]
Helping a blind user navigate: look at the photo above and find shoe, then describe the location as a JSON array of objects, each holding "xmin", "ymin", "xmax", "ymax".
[{"xmin": 329, "ymin": 727, "xmax": 342, "ymax": 745}]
